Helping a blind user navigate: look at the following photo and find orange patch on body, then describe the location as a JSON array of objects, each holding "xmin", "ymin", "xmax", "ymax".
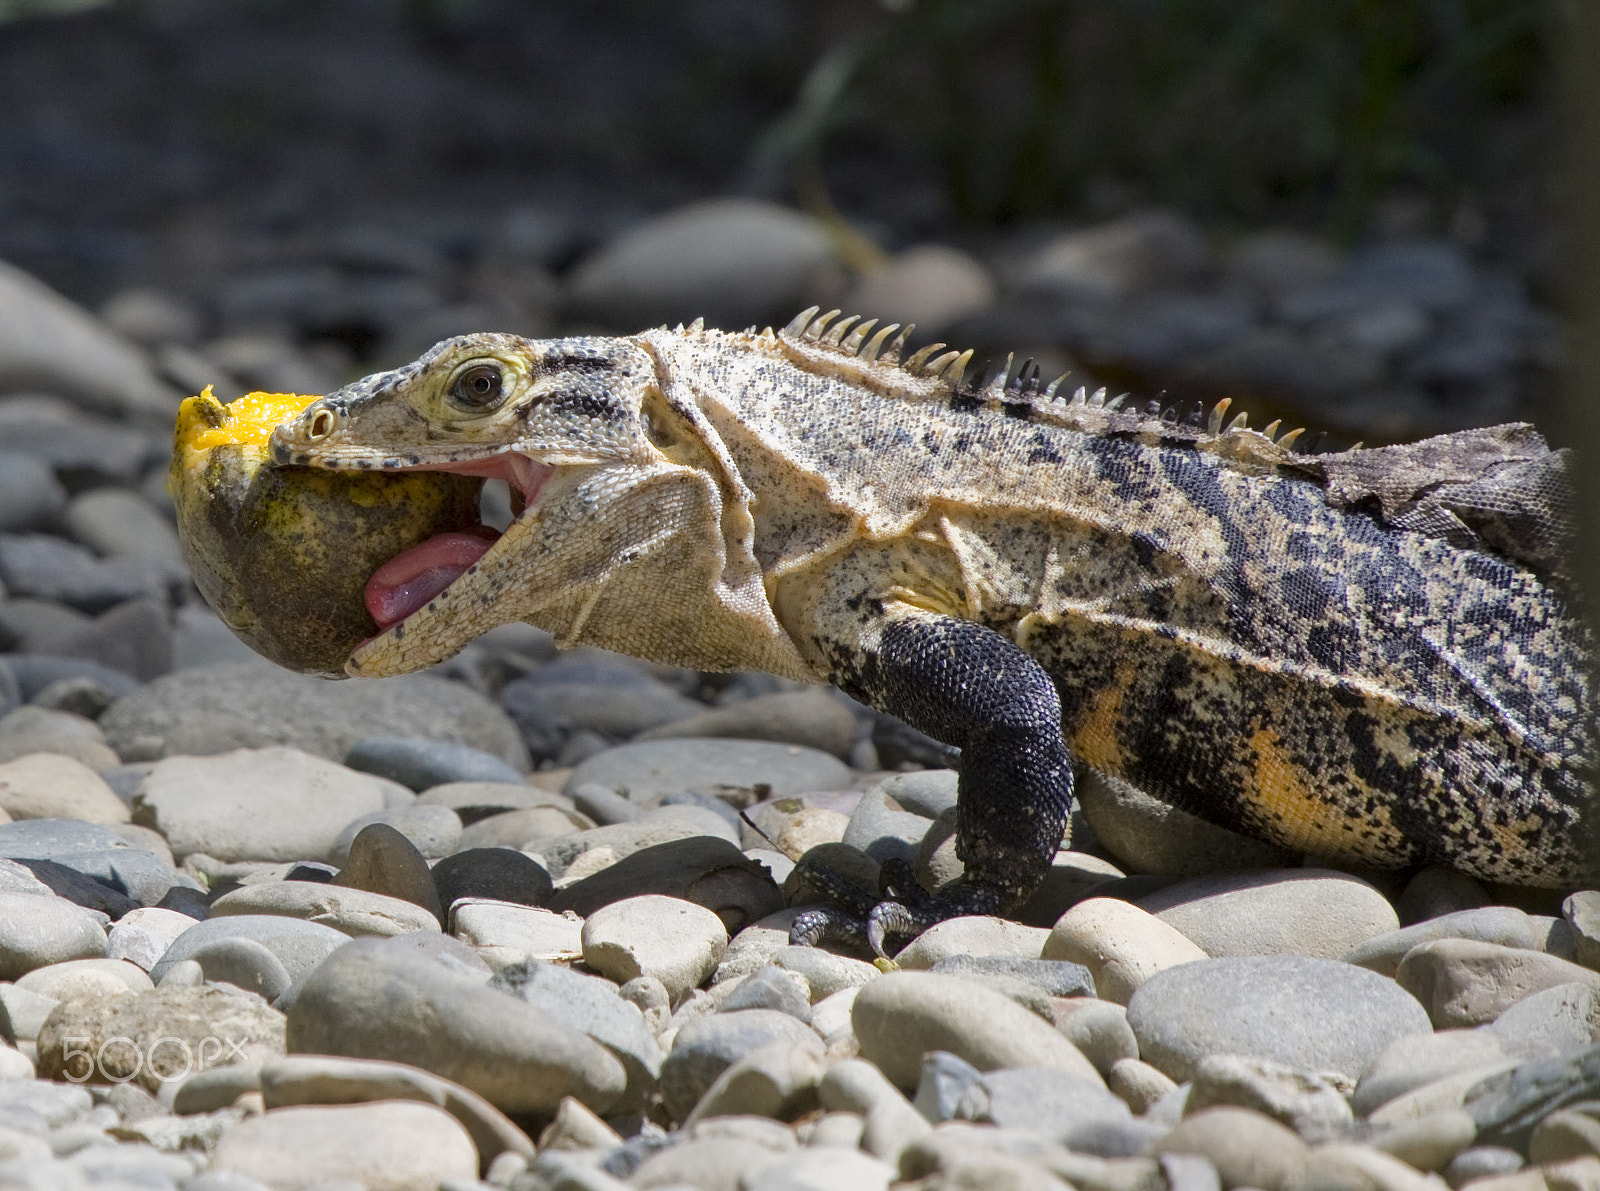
[{"xmin": 1069, "ymin": 663, "xmax": 1137, "ymax": 777}]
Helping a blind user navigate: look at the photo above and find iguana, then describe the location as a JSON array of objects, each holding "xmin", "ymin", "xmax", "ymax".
[{"xmin": 266, "ymin": 307, "xmax": 1596, "ymax": 951}]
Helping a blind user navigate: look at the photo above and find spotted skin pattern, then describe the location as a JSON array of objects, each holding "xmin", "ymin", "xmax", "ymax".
[{"xmin": 266, "ymin": 311, "xmax": 1596, "ymax": 947}]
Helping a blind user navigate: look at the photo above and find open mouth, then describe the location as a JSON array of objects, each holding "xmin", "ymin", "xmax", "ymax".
[{"xmin": 361, "ymin": 451, "xmax": 553, "ymax": 632}]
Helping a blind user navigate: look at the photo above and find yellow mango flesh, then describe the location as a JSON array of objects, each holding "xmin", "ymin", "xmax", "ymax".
[{"xmin": 169, "ymin": 388, "xmax": 482, "ymax": 676}]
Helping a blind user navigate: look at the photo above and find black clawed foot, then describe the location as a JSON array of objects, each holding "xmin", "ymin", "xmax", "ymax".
[{"xmin": 789, "ymin": 855, "xmax": 1017, "ymax": 958}]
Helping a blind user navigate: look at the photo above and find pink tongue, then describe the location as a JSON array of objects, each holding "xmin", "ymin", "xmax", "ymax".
[{"xmin": 365, "ymin": 531, "xmax": 498, "ymax": 629}]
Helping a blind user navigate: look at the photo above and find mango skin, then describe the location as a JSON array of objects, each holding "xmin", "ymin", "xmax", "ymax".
[{"xmin": 169, "ymin": 389, "xmax": 483, "ymax": 677}]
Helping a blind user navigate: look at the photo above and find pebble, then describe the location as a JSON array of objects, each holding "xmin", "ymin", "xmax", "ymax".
[
  {"xmin": 741, "ymin": 1144, "xmax": 894, "ymax": 1191},
  {"xmin": 458, "ymin": 804, "xmax": 596, "ymax": 850},
  {"xmin": 207, "ymin": 1102, "xmax": 479, "ymax": 1189},
  {"xmin": 14, "ymin": 957, "xmax": 151, "ymax": 1001},
  {"xmin": 1108, "ymin": 1058, "xmax": 1179, "ymax": 1114},
  {"xmin": 767, "ymin": 946, "xmax": 882, "ymax": 1002},
  {"xmin": 0, "ymin": 816, "xmax": 184, "ymax": 906},
  {"xmin": 285, "ymin": 935, "xmax": 626, "ymax": 1116},
  {"xmin": 210, "ymin": 880, "xmax": 444, "ymax": 937},
  {"xmin": 0, "ymin": 261, "xmax": 179, "ymax": 420},
  {"xmin": 685, "ymin": 1038, "xmax": 827, "ymax": 1126},
  {"xmin": 1074, "ymin": 771, "xmax": 1298, "ymax": 875},
  {"xmin": 1466, "ymin": 1045, "xmax": 1600, "ymax": 1152},
  {"xmin": 0, "ymin": 982, "xmax": 60, "ymax": 1043},
  {"xmin": 1445, "ymin": 1146, "xmax": 1526, "ymax": 1186},
  {"xmin": 0, "ymin": 453, "xmax": 66, "ymax": 535},
  {"xmin": 1054, "ymin": 1001, "xmax": 1140, "ymax": 1076},
  {"xmin": 550, "ymin": 834, "xmax": 783, "ymax": 930},
  {"xmin": 852, "ymin": 970, "xmax": 1103, "ymax": 1090},
  {"xmin": 0, "ymin": 1046, "xmax": 33, "ymax": 1080},
  {"xmin": 1125, "ymin": 954, "xmax": 1433, "ymax": 1082},
  {"xmin": 566, "ymin": 197, "xmax": 841, "ymax": 329},
  {"xmin": 489, "ymin": 959, "xmax": 663, "ymax": 1111},
  {"xmin": 1043, "ymin": 897, "xmax": 1209, "ymax": 1004},
  {"xmin": 1135, "ymin": 868, "xmax": 1398, "ymax": 959},
  {"xmin": 0, "ymin": 705, "xmax": 120, "ymax": 768},
  {"xmin": 931, "ymin": 955, "xmax": 1097, "ymax": 1000},
  {"xmin": 1185, "ymin": 1053, "xmax": 1353, "ymax": 1140},
  {"xmin": 35, "ymin": 985, "xmax": 286, "ymax": 1091},
  {"xmin": 0, "ymin": 754, "xmax": 129, "ymax": 824},
  {"xmin": 0, "ymin": 533, "xmax": 170, "ymax": 614},
  {"xmin": 333, "ymin": 822, "xmax": 446, "ymax": 922},
  {"xmin": 1366, "ymin": 1108, "xmax": 1480, "ymax": 1172},
  {"xmin": 1345, "ymin": 906, "xmax": 1547, "ymax": 976},
  {"xmin": 581, "ymin": 894, "xmax": 729, "ymax": 1002},
  {"xmin": 979, "ymin": 1066, "xmax": 1133, "ymax": 1142},
  {"xmin": 187, "ymin": 936, "xmax": 294, "ymax": 1001},
  {"xmin": 0, "ymin": 892, "xmax": 107, "ymax": 978},
  {"xmin": 565, "ymin": 738, "xmax": 853, "ymax": 803},
  {"xmin": 1021, "ymin": 210, "xmax": 1210, "ymax": 300},
  {"xmin": 451, "ymin": 899, "xmax": 583, "ymax": 968},
  {"xmin": 1490, "ymin": 983, "xmax": 1600, "ymax": 1054},
  {"xmin": 100, "ymin": 662, "xmax": 529, "ymax": 769},
  {"xmin": 343, "ymin": 734, "xmax": 525, "ymax": 791},
  {"xmin": 719, "ymin": 966, "xmax": 813, "ymax": 1023},
  {"xmin": 1397, "ymin": 939, "xmax": 1600, "ymax": 1028},
  {"xmin": 1567, "ymin": 893, "xmax": 1600, "ymax": 971},
  {"xmin": 257, "ymin": 1053, "xmax": 535, "ymax": 1168},
  {"xmin": 432, "ymin": 848, "xmax": 552, "ymax": 910},
  {"xmin": 148, "ymin": 915, "xmax": 350, "ymax": 986},
  {"xmin": 628, "ymin": 1133, "xmax": 795, "ymax": 1191},
  {"xmin": 636, "ymin": 689, "xmax": 858, "ymax": 759},
  {"xmin": 133, "ymin": 746, "xmax": 398, "ymax": 863},
  {"xmin": 840, "ymin": 243, "xmax": 996, "ymax": 336},
  {"xmin": 1300, "ymin": 1142, "xmax": 1440, "ymax": 1191},
  {"xmin": 660, "ymin": 1009, "xmax": 824, "ymax": 1122},
  {"xmin": 61, "ymin": 488, "xmax": 182, "ymax": 562},
  {"xmin": 329, "ymin": 804, "xmax": 462, "ymax": 864},
  {"xmin": 1156, "ymin": 1106, "xmax": 1309, "ymax": 1191},
  {"xmin": 894, "ymin": 916, "xmax": 1051, "ymax": 969}
]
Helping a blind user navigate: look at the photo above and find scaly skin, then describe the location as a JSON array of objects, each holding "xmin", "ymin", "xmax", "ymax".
[{"xmin": 261, "ymin": 310, "xmax": 1597, "ymax": 952}]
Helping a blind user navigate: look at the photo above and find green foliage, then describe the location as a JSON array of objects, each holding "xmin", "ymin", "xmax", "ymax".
[{"xmin": 763, "ymin": 0, "xmax": 1545, "ymax": 237}]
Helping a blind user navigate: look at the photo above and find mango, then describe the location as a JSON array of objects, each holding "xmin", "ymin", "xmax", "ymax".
[{"xmin": 169, "ymin": 388, "xmax": 482, "ymax": 676}]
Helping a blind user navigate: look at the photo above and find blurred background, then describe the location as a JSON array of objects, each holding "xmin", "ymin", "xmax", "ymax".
[{"xmin": 0, "ymin": 0, "xmax": 1581, "ymax": 447}]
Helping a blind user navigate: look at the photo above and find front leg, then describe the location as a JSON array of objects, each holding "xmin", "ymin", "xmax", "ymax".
[{"xmin": 792, "ymin": 607, "xmax": 1074, "ymax": 955}]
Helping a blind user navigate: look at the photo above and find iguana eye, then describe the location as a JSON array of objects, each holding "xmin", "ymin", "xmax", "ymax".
[{"xmin": 449, "ymin": 363, "xmax": 505, "ymax": 411}]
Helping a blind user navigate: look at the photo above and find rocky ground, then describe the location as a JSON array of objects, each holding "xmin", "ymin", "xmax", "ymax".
[{"xmin": 0, "ymin": 218, "xmax": 1595, "ymax": 1190}]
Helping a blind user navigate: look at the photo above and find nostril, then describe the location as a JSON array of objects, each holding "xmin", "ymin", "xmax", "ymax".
[{"xmin": 307, "ymin": 408, "xmax": 338, "ymax": 440}]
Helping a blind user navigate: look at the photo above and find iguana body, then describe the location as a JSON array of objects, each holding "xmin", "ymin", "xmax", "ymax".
[{"xmin": 269, "ymin": 309, "xmax": 1596, "ymax": 946}]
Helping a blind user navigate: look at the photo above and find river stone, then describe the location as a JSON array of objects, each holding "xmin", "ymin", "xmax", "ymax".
[
  {"xmin": 1126, "ymin": 955, "xmax": 1432, "ymax": 1083},
  {"xmin": 1490, "ymin": 983, "xmax": 1600, "ymax": 1055},
  {"xmin": 563, "ymin": 738, "xmax": 853, "ymax": 802},
  {"xmin": 108, "ymin": 906, "xmax": 198, "ymax": 970},
  {"xmin": 581, "ymin": 894, "xmax": 729, "ymax": 1001},
  {"xmin": 1344, "ymin": 907, "xmax": 1546, "ymax": 976},
  {"xmin": 550, "ymin": 834, "xmax": 784, "ymax": 931},
  {"xmin": 208, "ymin": 1101, "xmax": 478, "ymax": 1189},
  {"xmin": 1396, "ymin": 939, "xmax": 1600, "ymax": 1028},
  {"xmin": 258, "ymin": 1054, "xmax": 535, "ymax": 1170},
  {"xmin": 330, "ymin": 805, "xmax": 461, "ymax": 865},
  {"xmin": 133, "ymin": 747, "xmax": 396, "ymax": 863},
  {"xmin": 636, "ymin": 689, "xmax": 858, "ymax": 759},
  {"xmin": 1353, "ymin": 1029, "xmax": 1520, "ymax": 1117},
  {"xmin": 344, "ymin": 735, "xmax": 525, "ymax": 791},
  {"xmin": 432, "ymin": 848, "xmax": 552, "ymax": 911},
  {"xmin": 35, "ymin": 985, "xmax": 286, "ymax": 1092},
  {"xmin": 0, "ymin": 817, "xmax": 180, "ymax": 906},
  {"xmin": 490, "ymin": 959, "xmax": 664, "ymax": 1111},
  {"xmin": 660, "ymin": 1008, "xmax": 825, "ymax": 1122},
  {"xmin": 1157, "ymin": 1106, "xmax": 1309, "ymax": 1191},
  {"xmin": 1136, "ymin": 868, "xmax": 1398, "ymax": 959},
  {"xmin": 189, "ymin": 937, "xmax": 294, "ymax": 1002},
  {"xmin": 149, "ymin": 915, "xmax": 349, "ymax": 986},
  {"xmin": 0, "ymin": 753, "xmax": 129, "ymax": 824},
  {"xmin": 14, "ymin": 957, "xmax": 151, "ymax": 1002},
  {"xmin": 416, "ymin": 780, "xmax": 578, "ymax": 825},
  {"xmin": 1044, "ymin": 897, "xmax": 1208, "ymax": 1004},
  {"xmin": 210, "ymin": 881, "xmax": 443, "ymax": 937},
  {"xmin": 284, "ymin": 936, "xmax": 627, "ymax": 1115},
  {"xmin": 100, "ymin": 662, "xmax": 529, "ymax": 769},
  {"xmin": 894, "ymin": 917, "xmax": 1051, "ymax": 969},
  {"xmin": 0, "ymin": 892, "xmax": 107, "ymax": 978},
  {"xmin": 333, "ymin": 822, "xmax": 446, "ymax": 923},
  {"xmin": 565, "ymin": 197, "xmax": 840, "ymax": 330},
  {"xmin": 1075, "ymin": 770, "xmax": 1297, "ymax": 876},
  {"xmin": 452, "ymin": 900, "xmax": 584, "ymax": 968},
  {"xmin": 852, "ymin": 970, "xmax": 1102, "ymax": 1090}
]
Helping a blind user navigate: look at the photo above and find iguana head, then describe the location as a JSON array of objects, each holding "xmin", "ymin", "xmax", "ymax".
[{"xmin": 267, "ymin": 329, "xmax": 816, "ymax": 682}]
